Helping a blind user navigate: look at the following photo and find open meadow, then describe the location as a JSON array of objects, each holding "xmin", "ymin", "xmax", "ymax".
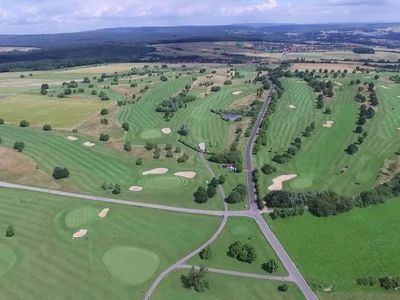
[{"xmin": 0, "ymin": 188, "xmax": 219, "ymax": 299}]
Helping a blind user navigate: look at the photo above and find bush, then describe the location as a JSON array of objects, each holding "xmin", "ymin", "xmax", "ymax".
[
  {"xmin": 42, "ymin": 124, "xmax": 52, "ymax": 131},
  {"xmin": 124, "ymin": 141, "xmax": 131, "ymax": 152},
  {"xmin": 112, "ymin": 184, "xmax": 121, "ymax": 195},
  {"xmin": 121, "ymin": 122, "xmax": 130, "ymax": 131},
  {"xmin": 136, "ymin": 158, "xmax": 143, "ymax": 166},
  {"xmin": 278, "ymin": 283, "xmax": 289, "ymax": 292},
  {"xmin": 262, "ymin": 259, "xmax": 279, "ymax": 273},
  {"xmin": 99, "ymin": 133, "xmax": 110, "ymax": 141},
  {"xmin": 100, "ymin": 108, "xmax": 109, "ymax": 115},
  {"xmin": 0, "ymin": 118, "xmax": 4, "ymax": 125},
  {"xmin": 199, "ymin": 247, "xmax": 212, "ymax": 260},
  {"xmin": 13, "ymin": 141, "xmax": 25, "ymax": 152},
  {"xmin": 5, "ymin": 225, "xmax": 14, "ymax": 237},
  {"xmin": 52, "ymin": 167, "xmax": 69, "ymax": 179},
  {"xmin": 261, "ymin": 164, "xmax": 277, "ymax": 174},
  {"xmin": 346, "ymin": 143, "xmax": 359, "ymax": 154},
  {"xmin": 210, "ymin": 86, "xmax": 221, "ymax": 92},
  {"xmin": 19, "ymin": 120, "xmax": 30, "ymax": 127}
]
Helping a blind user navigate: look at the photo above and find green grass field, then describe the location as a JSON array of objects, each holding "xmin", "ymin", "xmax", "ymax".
[
  {"xmin": 190, "ymin": 217, "xmax": 286, "ymax": 275},
  {"xmin": 153, "ymin": 270, "xmax": 305, "ymax": 300},
  {"xmin": 0, "ymin": 94, "xmax": 110, "ymax": 128},
  {"xmin": 256, "ymin": 75, "xmax": 400, "ymax": 196},
  {"xmin": 0, "ymin": 187, "xmax": 220, "ymax": 299},
  {"xmin": 268, "ymin": 198, "xmax": 400, "ymax": 299},
  {"xmin": 0, "ymin": 124, "xmax": 222, "ymax": 209}
]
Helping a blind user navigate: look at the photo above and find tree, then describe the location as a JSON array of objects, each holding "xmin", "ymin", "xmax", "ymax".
[
  {"xmin": 261, "ymin": 164, "xmax": 277, "ymax": 174},
  {"xmin": 100, "ymin": 108, "xmax": 109, "ymax": 115},
  {"xmin": 41, "ymin": 83, "xmax": 49, "ymax": 90},
  {"xmin": 42, "ymin": 124, "xmax": 52, "ymax": 131},
  {"xmin": 194, "ymin": 186, "xmax": 208, "ymax": 204},
  {"xmin": 13, "ymin": 141, "xmax": 25, "ymax": 152},
  {"xmin": 207, "ymin": 185, "xmax": 217, "ymax": 198},
  {"xmin": 324, "ymin": 107, "xmax": 332, "ymax": 114},
  {"xmin": 136, "ymin": 158, "xmax": 143, "ymax": 166},
  {"xmin": 262, "ymin": 259, "xmax": 280, "ymax": 273},
  {"xmin": 178, "ymin": 124, "xmax": 190, "ymax": 136},
  {"xmin": 278, "ymin": 283, "xmax": 289, "ymax": 292},
  {"xmin": 99, "ymin": 133, "xmax": 110, "ymax": 141},
  {"xmin": 210, "ymin": 177, "xmax": 219, "ymax": 188},
  {"xmin": 180, "ymin": 266, "xmax": 209, "ymax": 292},
  {"xmin": 5, "ymin": 225, "xmax": 14, "ymax": 237},
  {"xmin": 199, "ymin": 247, "xmax": 212, "ymax": 260},
  {"xmin": 124, "ymin": 141, "xmax": 131, "ymax": 152},
  {"xmin": 346, "ymin": 143, "xmax": 359, "ymax": 155},
  {"xmin": 166, "ymin": 150, "xmax": 174, "ymax": 158},
  {"xmin": 121, "ymin": 122, "xmax": 130, "ymax": 131},
  {"xmin": 52, "ymin": 167, "xmax": 69, "ymax": 179},
  {"xmin": 165, "ymin": 144, "xmax": 172, "ymax": 151},
  {"xmin": 112, "ymin": 184, "xmax": 121, "ymax": 194},
  {"xmin": 218, "ymin": 175, "xmax": 226, "ymax": 185},
  {"xmin": 19, "ymin": 120, "xmax": 30, "ymax": 127},
  {"xmin": 355, "ymin": 126, "xmax": 363, "ymax": 133},
  {"xmin": 0, "ymin": 118, "xmax": 4, "ymax": 125}
]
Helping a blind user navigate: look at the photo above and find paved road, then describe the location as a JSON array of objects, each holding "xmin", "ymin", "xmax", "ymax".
[
  {"xmin": 179, "ymin": 264, "xmax": 291, "ymax": 282},
  {"xmin": 144, "ymin": 153, "xmax": 229, "ymax": 300},
  {"xmin": 244, "ymin": 83, "xmax": 319, "ymax": 300}
]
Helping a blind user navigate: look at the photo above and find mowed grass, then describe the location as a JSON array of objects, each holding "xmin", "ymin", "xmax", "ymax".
[
  {"xmin": 153, "ymin": 271, "xmax": 304, "ymax": 300},
  {"xmin": 0, "ymin": 94, "xmax": 110, "ymax": 128},
  {"xmin": 0, "ymin": 188, "xmax": 220, "ymax": 299},
  {"xmin": 0, "ymin": 124, "xmax": 222, "ymax": 210},
  {"xmin": 189, "ymin": 217, "xmax": 286, "ymax": 275},
  {"xmin": 256, "ymin": 75, "xmax": 400, "ymax": 196},
  {"xmin": 268, "ymin": 199, "xmax": 400, "ymax": 299}
]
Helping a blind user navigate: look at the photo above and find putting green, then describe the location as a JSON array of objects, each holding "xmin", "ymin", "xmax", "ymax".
[
  {"xmin": 65, "ymin": 206, "xmax": 99, "ymax": 228},
  {"xmin": 289, "ymin": 177, "xmax": 313, "ymax": 189},
  {"xmin": 139, "ymin": 129, "xmax": 162, "ymax": 139},
  {"xmin": 0, "ymin": 244, "xmax": 17, "ymax": 278},
  {"xmin": 102, "ymin": 246, "xmax": 160, "ymax": 285},
  {"xmin": 138, "ymin": 176, "xmax": 188, "ymax": 189}
]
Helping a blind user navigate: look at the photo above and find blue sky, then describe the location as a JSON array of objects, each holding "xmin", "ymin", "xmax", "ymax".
[{"xmin": 0, "ymin": 0, "xmax": 399, "ymax": 34}]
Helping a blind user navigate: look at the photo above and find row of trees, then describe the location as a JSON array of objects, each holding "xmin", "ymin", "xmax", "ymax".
[{"xmin": 194, "ymin": 176, "xmax": 225, "ymax": 204}]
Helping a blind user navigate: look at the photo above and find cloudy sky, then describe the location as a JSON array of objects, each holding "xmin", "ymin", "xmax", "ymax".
[{"xmin": 0, "ymin": 0, "xmax": 399, "ymax": 34}]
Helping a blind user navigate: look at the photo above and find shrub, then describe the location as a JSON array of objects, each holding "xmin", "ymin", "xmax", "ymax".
[
  {"xmin": 0, "ymin": 118, "xmax": 4, "ymax": 125},
  {"xmin": 5, "ymin": 225, "xmax": 14, "ymax": 237},
  {"xmin": 199, "ymin": 247, "xmax": 212, "ymax": 260},
  {"xmin": 124, "ymin": 141, "xmax": 131, "ymax": 152},
  {"xmin": 278, "ymin": 283, "xmax": 289, "ymax": 292},
  {"xmin": 52, "ymin": 167, "xmax": 69, "ymax": 179},
  {"xmin": 100, "ymin": 108, "xmax": 109, "ymax": 115},
  {"xmin": 210, "ymin": 86, "xmax": 221, "ymax": 92},
  {"xmin": 99, "ymin": 133, "xmax": 110, "ymax": 141},
  {"xmin": 19, "ymin": 120, "xmax": 30, "ymax": 127},
  {"xmin": 136, "ymin": 158, "xmax": 143, "ymax": 166},
  {"xmin": 42, "ymin": 124, "xmax": 52, "ymax": 131},
  {"xmin": 13, "ymin": 141, "xmax": 25, "ymax": 152},
  {"xmin": 112, "ymin": 184, "xmax": 121, "ymax": 195},
  {"xmin": 261, "ymin": 164, "xmax": 277, "ymax": 174},
  {"xmin": 262, "ymin": 259, "xmax": 279, "ymax": 273},
  {"xmin": 121, "ymin": 122, "xmax": 130, "ymax": 131}
]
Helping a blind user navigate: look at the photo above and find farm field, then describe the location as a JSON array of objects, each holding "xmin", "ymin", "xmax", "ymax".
[
  {"xmin": 0, "ymin": 187, "xmax": 219, "ymax": 299},
  {"xmin": 256, "ymin": 74, "xmax": 400, "ymax": 197},
  {"xmin": 153, "ymin": 271, "xmax": 304, "ymax": 300},
  {"xmin": 268, "ymin": 198, "xmax": 400, "ymax": 300},
  {"xmin": 189, "ymin": 217, "xmax": 286, "ymax": 275}
]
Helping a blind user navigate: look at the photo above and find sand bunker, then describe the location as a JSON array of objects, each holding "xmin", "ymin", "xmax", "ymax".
[
  {"xmin": 129, "ymin": 186, "xmax": 143, "ymax": 192},
  {"xmin": 232, "ymin": 91, "xmax": 242, "ymax": 96},
  {"xmin": 142, "ymin": 168, "xmax": 168, "ymax": 175},
  {"xmin": 98, "ymin": 208, "xmax": 110, "ymax": 218},
  {"xmin": 323, "ymin": 121, "xmax": 335, "ymax": 128},
  {"xmin": 397, "ymin": 96, "xmax": 400, "ymax": 98},
  {"xmin": 288, "ymin": 104, "xmax": 296, "ymax": 109},
  {"xmin": 161, "ymin": 128, "xmax": 171, "ymax": 134},
  {"xmin": 381, "ymin": 85, "xmax": 390, "ymax": 89},
  {"xmin": 174, "ymin": 171, "xmax": 197, "ymax": 179},
  {"xmin": 83, "ymin": 141, "xmax": 95, "ymax": 147},
  {"xmin": 296, "ymin": 80, "xmax": 306, "ymax": 84},
  {"xmin": 72, "ymin": 229, "xmax": 88, "ymax": 239},
  {"xmin": 67, "ymin": 136, "xmax": 78, "ymax": 141},
  {"xmin": 268, "ymin": 174, "xmax": 297, "ymax": 191},
  {"xmin": 334, "ymin": 82, "xmax": 343, "ymax": 86}
]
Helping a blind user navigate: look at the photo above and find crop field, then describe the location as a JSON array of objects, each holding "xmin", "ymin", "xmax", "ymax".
[
  {"xmin": 268, "ymin": 198, "xmax": 400, "ymax": 299},
  {"xmin": 256, "ymin": 73, "xmax": 400, "ymax": 197},
  {"xmin": 0, "ymin": 188, "xmax": 219, "ymax": 299},
  {"xmin": 0, "ymin": 94, "xmax": 110, "ymax": 128},
  {"xmin": 190, "ymin": 217, "xmax": 286, "ymax": 275},
  {"xmin": 153, "ymin": 271, "xmax": 304, "ymax": 300}
]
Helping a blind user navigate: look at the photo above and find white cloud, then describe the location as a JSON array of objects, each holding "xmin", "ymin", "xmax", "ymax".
[{"xmin": 221, "ymin": 0, "xmax": 278, "ymax": 15}]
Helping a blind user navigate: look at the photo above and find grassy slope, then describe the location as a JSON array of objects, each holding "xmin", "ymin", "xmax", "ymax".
[
  {"xmin": 153, "ymin": 271, "xmax": 304, "ymax": 300},
  {"xmin": 0, "ymin": 124, "xmax": 222, "ymax": 210},
  {"xmin": 190, "ymin": 217, "xmax": 286, "ymax": 275},
  {"xmin": 268, "ymin": 199, "xmax": 400, "ymax": 299},
  {"xmin": 0, "ymin": 188, "xmax": 219, "ymax": 299},
  {"xmin": 256, "ymin": 75, "xmax": 400, "ymax": 196}
]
